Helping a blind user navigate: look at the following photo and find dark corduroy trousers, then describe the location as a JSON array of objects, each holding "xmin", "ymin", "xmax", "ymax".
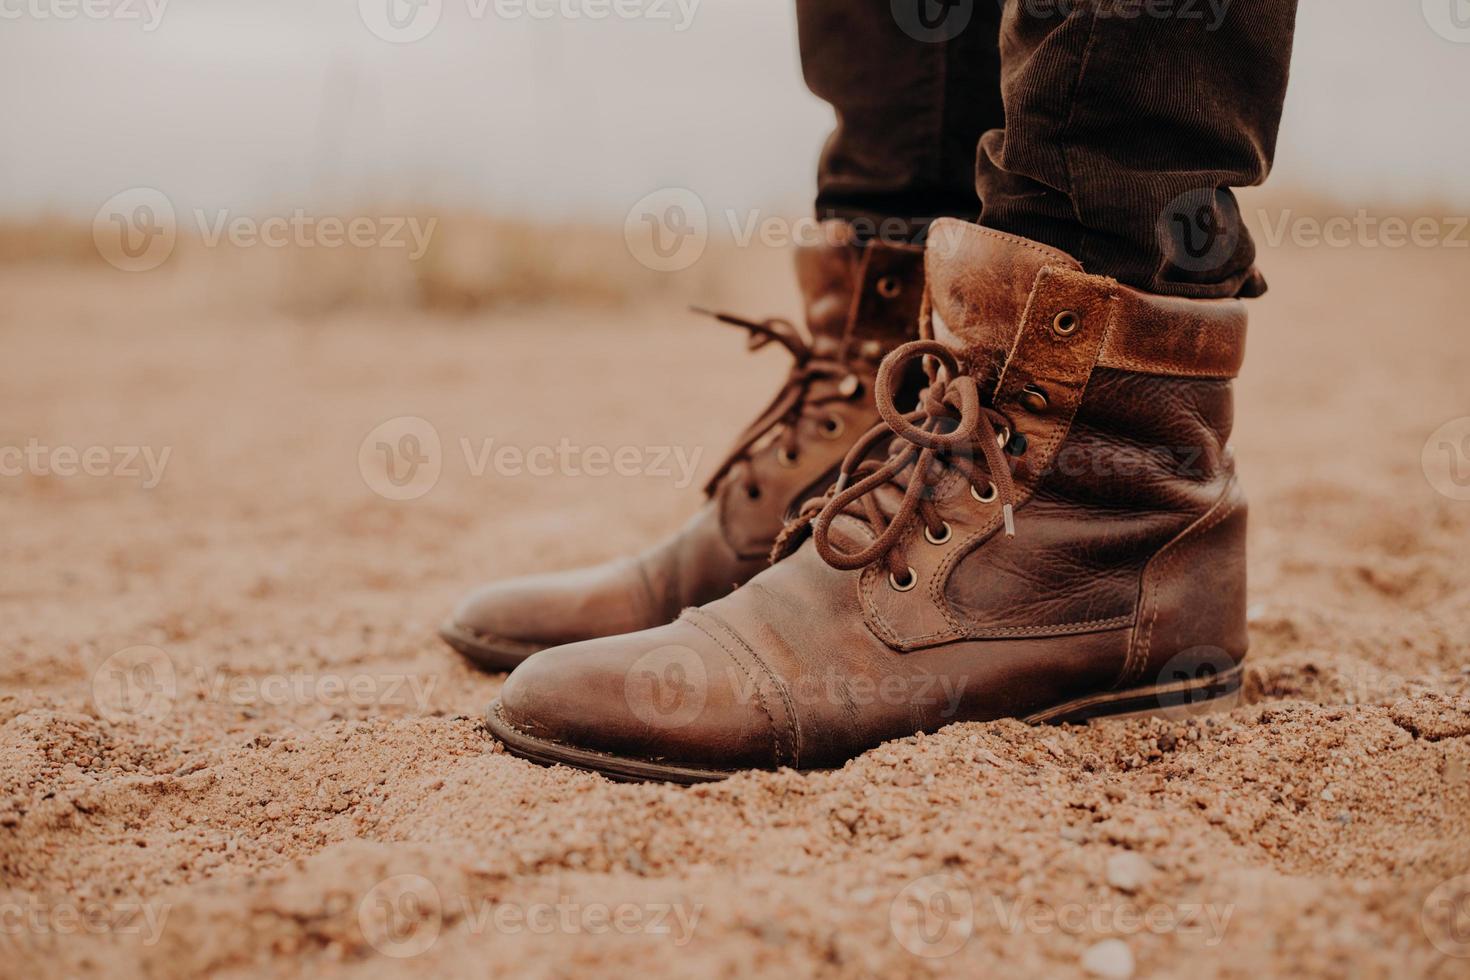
[{"xmin": 797, "ymin": 0, "xmax": 1299, "ymax": 298}]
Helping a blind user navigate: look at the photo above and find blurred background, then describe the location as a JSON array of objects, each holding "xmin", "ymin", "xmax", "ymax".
[
  {"xmin": 1, "ymin": 0, "xmax": 1467, "ymax": 312},
  {"xmin": 4, "ymin": 0, "xmax": 1470, "ymax": 217},
  {"xmin": 5, "ymin": 11, "xmax": 1470, "ymax": 978}
]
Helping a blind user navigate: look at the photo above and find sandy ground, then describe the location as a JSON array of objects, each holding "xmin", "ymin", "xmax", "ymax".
[{"xmin": 2, "ymin": 239, "xmax": 1469, "ymax": 978}]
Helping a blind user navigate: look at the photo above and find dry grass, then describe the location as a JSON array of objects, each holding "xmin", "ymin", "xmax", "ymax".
[{"xmin": 0, "ymin": 211, "xmax": 743, "ymax": 316}]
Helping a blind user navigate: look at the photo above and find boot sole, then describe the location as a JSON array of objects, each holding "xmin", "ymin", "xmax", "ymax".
[
  {"xmin": 484, "ymin": 663, "xmax": 1245, "ymax": 784},
  {"xmin": 438, "ymin": 621, "xmax": 546, "ymax": 674}
]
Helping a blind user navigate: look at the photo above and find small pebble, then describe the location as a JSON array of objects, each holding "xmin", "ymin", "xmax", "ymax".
[
  {"xmin": 1105, "ymin": 852, "xmax": 1154, "ymax": 894},
  {"xmin": 1082, "ymin": 938, "xmax": 1135, "ymax": 979}
]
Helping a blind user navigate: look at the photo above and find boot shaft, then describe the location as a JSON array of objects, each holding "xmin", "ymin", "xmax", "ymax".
[{"xmin": 919, "ymin": 219, "xmax": 1249, "ymax": 679}]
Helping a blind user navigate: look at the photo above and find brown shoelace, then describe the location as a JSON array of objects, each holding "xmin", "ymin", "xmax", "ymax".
[
  {"xmin": 808, "ymin": 339, "xmax": 1019, "ymax": 583},
  {"xmin": 693, "ymin": 308, "xmax": 862, "ymax": 499}
]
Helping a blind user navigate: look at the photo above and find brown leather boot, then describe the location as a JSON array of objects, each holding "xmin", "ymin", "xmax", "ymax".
[
  {"xmin": 486, "ymin": 219, "xmax": 1251, "ymax": 781},
  {"xmin": 440, "ymin": 226, "xmax": 924, "ymax": 670}
]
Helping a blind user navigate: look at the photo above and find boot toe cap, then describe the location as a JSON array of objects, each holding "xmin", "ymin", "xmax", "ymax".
[{"xmin": 496, "ymin": 618, "xmax": 792, "ymax": 775}]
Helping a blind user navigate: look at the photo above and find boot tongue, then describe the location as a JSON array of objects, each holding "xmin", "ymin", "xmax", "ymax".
[{"xmin": 924, "ymin": 219, "xmax": 1083, "ymax": 358}]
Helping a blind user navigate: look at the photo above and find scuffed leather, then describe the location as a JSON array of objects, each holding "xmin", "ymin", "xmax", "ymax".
[
  {"xmin": 451, "ymin": 225, "xmax": 923, "ymax": 656},
  {"xmin": 497, "ymin": 224, "xmax": 1252, "ymax": 772}
]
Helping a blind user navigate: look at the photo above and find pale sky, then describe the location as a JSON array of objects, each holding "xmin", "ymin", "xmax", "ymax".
[{"xmin": 2, "ymin": 0, "xmax": 1467, "ymax": 221}]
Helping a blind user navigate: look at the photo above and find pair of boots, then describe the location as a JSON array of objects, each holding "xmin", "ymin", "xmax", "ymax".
[{"xmin": 442, "ymin": 220, "xmax": 1249, "ymax": 782}]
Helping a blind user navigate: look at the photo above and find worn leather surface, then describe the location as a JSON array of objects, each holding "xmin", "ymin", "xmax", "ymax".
[
  {"xmin": 498, "ymin": 223, "xmax": 1252, "ymax": 771},
  {"xmin": 450, "ymin": 226, "xmax": 924, "ymax": 659}
]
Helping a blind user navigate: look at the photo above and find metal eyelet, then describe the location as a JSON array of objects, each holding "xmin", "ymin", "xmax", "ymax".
[
  {"xmin": 838, "ymin": 375, "xmax": 862, "ymax": 398},
  {"xmin": 821, "ymin": 415, "xmax": 846, "ymax": 439},
  {"xmin": 971, "ymin": 482, "xmax": 998, "ymax": 503},
  {"xmin": 876, "ymin": 276, "xmax": 902, "ymax": 299},
  {"xmin": 776, "ymin": 447, "xmax": 798, "ymax": 468},
  {"xmin": 889, "ymin": 567, "xmax": 918, "ymax": 592},
  {"xmin": 1052, "ymin": 310, "xmax": 1081, "ymax": 337},
  {"xmin": 924, "ymin": 522, "xmax": 952, "ymax": 545},
  {"xmin": 995, "ymin": 427, "xmax": 1011, "ymax": 450}
]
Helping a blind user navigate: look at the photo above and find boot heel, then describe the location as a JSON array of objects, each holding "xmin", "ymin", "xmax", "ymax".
[{"xmin": 1024, "ymin": 663, "xmax": 1244, "ymax": 726}]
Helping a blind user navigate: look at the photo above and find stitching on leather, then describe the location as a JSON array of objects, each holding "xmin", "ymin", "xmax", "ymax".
[
  {"xmin": 1123, "ymin": 476, "xmax": 1242, "ymax": 689},
  {"xmin": 867, "ymin": 279, "xmax": 1116, "ymax": 651},
  {"xmin": 695, "ymin": 609, "xmax": 801, "ymax": 741},
  {"xmin": 683, "ymin": 607, "xmax": 799, "ymax": 767},
  {"xmin": 954, "ymin": 224, "xmax": 1082, "ymax": 272},
  {"xmin": 887, "ymin": 614, "xmax": 1136, "ymax": 648},
  {"xmin": 631, "ymin": 554, "xmax": 666, "ymax": 625},
  {"xmin": 1096, "ymin": 350, "xmax": 1239, "ymax": 379}
]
